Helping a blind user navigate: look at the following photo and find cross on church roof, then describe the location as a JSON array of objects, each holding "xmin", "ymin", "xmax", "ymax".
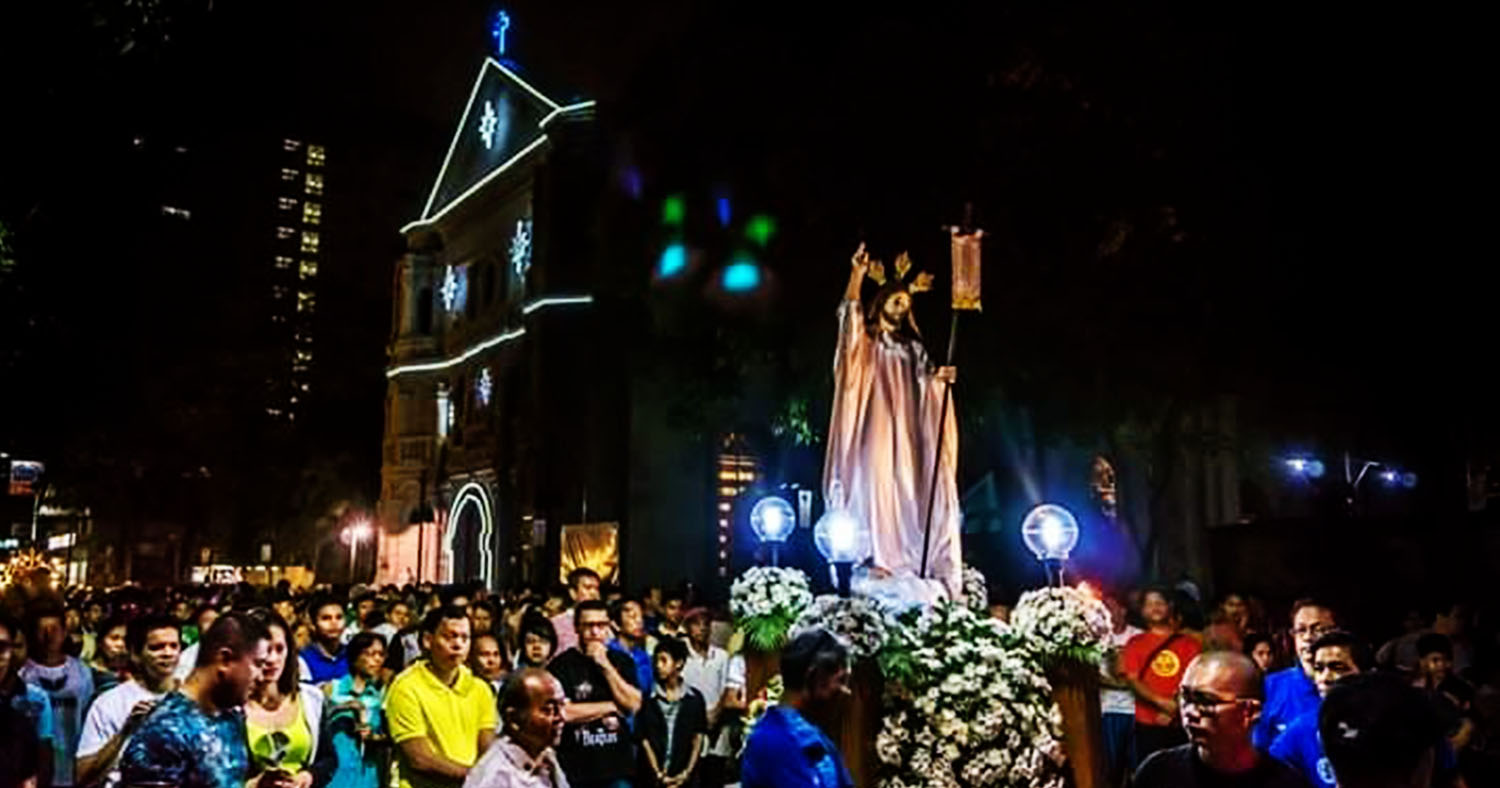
[{"xmin": 491, "ymin": 10, "xmax": 511, "ymax": 57}]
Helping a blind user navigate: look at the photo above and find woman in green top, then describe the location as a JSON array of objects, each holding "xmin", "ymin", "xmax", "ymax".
[
  {"xmin": 246, "ymin": 609, "xmax": 332, "ymax": 788},
  {"xmin": 324, "ymin": 632, "xmax": 390, "ymax": 788}
]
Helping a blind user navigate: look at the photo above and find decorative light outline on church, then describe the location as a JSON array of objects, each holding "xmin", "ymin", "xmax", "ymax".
[
  {"xmin": 476, "ymin": 367, "xmax": 493, "ymax": 407},
  {"xmin": 444, "ymin": 482, "xmax": 495, "ymax": 587},
  {"xmin": 386, "ymin": 295, "xmax": 594, "ymax": 377},
  {"xmin": 478, "ymin": 101, "xmax": 499, "ymax": 150},
  {"xmin": 405, "ymin": 136, "xmax": 550, "ymax": 234},
  {"xmin": 510, "ymin": 217, "xmax": 533, "ymax": 278},
  {"xmin": 441, "ymin": 266, "xmax": 458, "ymax": 310},
  {"xmin": 405, "ymin": 58, "xmax": 594, "ymax": 231},
  {"xmin": 441, "ymin": 265, "xmax": 467, "ymax": 313},
  {"xmin": 520, "ymin": 294, "xmax": 592, "ymax": 315}
]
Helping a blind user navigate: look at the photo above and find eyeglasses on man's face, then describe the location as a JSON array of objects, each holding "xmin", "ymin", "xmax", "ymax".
[{"xmin": 1177, "ymin": 686, "xmax": 1245, "ymax": 712}]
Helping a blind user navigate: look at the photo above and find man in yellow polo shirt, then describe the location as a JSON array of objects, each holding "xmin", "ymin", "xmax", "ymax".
[{"xmin": 387, "ymin": 606, "xmax": 498, "ymax": 788}]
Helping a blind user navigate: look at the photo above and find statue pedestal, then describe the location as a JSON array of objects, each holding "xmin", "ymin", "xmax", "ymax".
[{"xmin": 1049, "ymin": 660, "xmax": 1106, "ymax": 788}]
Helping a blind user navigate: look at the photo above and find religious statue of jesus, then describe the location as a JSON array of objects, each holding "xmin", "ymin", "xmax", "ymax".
[{"xmin": 823, "ymin": 243, "xmax": 963, "ymax": 603}]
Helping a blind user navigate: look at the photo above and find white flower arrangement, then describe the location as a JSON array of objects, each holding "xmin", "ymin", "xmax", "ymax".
[
  {"xmin": 730, "ymin": 566, "xmax": 814, "ymax": 651},
  {"xmin": 962, "ymin": 565, "xmax": 989, "ymax": 613},
  {"xmin": 1009, "ymin": 585, "xmax": 1113, "ymax": 669},
  {"xmin": 876, "ymin": 602, "xmax": 1066, "ymax": 788},
  {"xmin": 790, "ymin": 594, "xmax": 893, "ymax": 661}
]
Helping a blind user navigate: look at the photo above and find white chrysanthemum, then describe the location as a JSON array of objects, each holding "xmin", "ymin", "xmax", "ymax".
[
  {"xmin": 1010, "ymin": 585, "xmax": 1112, "ymax": 669},
  {"xmin": 877, "ymin": 600, "xmax": 1067, "ymax": 787},
  {"xmin": 729, "ymin": 566, "xmax": 813, "ymax": 635},
  {"xmin": 789, "ymin": 594, "xmax": 893, "ymax": 660},
  {"xmin": 962, "ymin": 565, "xmax": 989, "ymax": 612}
]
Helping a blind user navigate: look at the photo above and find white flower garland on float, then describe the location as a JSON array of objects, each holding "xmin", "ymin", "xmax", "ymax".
[
  {"xmin": 876, "ymin": 601, "xmax": 1066, "ymax": 788},
  {"xmin": 730, "ymin": 563, "xmax": 1113, "ymax": 787},
  {"xmin": 1009, "ymin": 585, "xmax": 1114, "ymax": 669},
  {"xmin": 791, "ymin": 593, "xmax": 895, "ymax": 662},
  {"xmin": 729, "ymin": 566, "xmax": 814, "ymax": 651}
]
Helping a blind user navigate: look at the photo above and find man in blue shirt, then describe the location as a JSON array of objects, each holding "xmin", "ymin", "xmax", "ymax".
[
  {"xmin": 1269, "ymin": 630, "xmax": 1367, "ymax": 787},
  {"xmin": 301, "ymin": 595, "xmax": 349, "ymax": 683},
  {"xmin": 120, "ymin": 612, "xmax": 274, "ymax": 788},
  {"xmin": 609, "ymin": 597, "xmax": 655, "ymax": 696},
  {"xmin": 1254, "ymin": 598, "xmax": 1335, "ymax": 749},
  {"xmin": 742, "ymin": 630, "xmax": 854, "ymax": 788}
]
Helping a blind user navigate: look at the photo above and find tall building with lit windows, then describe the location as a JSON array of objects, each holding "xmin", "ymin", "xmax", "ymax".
[
  {"xmin": 265, "ymin": 138, "xmax": 326, "ymax": 423},
  {"xmin": 716, "ymin": 435, "xmax": 759, "ymax": 579}
]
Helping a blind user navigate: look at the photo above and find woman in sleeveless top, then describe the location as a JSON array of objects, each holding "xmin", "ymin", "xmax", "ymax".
[{"xmin": 245, "ymin": 609, "xmax": 331, "ymax": 788}]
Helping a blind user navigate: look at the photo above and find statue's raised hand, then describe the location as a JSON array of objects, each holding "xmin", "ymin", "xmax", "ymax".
[{"xmin": 851, "ymin": 243, "xmax": 871, "ymax": 275}]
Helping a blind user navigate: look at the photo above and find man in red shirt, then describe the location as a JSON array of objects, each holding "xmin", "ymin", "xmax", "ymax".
[{"xmin": 1122, "ymin": 587, "xmax": 1203, "ymax": 770}]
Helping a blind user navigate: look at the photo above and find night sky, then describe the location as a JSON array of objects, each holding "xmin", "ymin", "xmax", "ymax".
[{"xmin": 0, "ymin": 1, "xmax": 1489, "ymax": 526}]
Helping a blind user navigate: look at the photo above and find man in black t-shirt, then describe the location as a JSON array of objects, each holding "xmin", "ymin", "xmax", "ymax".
[
  {"xmin": 547, "ymin": 599, "xmax": 642, "ymax": 788},
  {"xmin": 1136, "ymin": 652, "xmax": 1310, "ymax": 788}
]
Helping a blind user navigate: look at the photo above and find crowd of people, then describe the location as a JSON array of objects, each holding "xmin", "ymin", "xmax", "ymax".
[
  {"xmin": 0, "ymin": 568, "xmax": 775, "ymax": 788},
  {"xmin": 1093, "ymin": 585, "xmax": 1499, "ymax": 787},
  {"xmin": 2, "ymin": 565, "xmax": 1496, "ymax": 788}
]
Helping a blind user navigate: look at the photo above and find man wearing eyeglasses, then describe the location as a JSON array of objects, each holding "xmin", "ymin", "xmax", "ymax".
[
  {"xmin": 1269, "ymin": 631, "xmax": 1367, "ymax": 788},
  {"xmin": 1135, "ymin": 652, "xmax": 1310, "ymax": 788},
  {"xmin": 1253, "ymin": 598, "xmax": 1336, "ymax": 750},
  {"xmin": 547, "ymin": 600, "xmax": 641, "ymax": 788}
]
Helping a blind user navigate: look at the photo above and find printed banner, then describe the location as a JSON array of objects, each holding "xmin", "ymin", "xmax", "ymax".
[
  {"xmin": 950, "ymin": 229, "xmax": 984, "ymax": 311},
  {"xmin": 560, "ymin": 522, "xmax": 620, "ymax": 584}
]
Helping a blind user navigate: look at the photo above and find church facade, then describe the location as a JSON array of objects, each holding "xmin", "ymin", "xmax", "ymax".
[{"xmin": 373, "ymin": 56, "xmax": 615, "ymax": 588}]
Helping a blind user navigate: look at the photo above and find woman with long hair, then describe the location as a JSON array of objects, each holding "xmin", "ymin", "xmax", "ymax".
[
  {"xmin": 1244, "ymin": 631, "xmax": 1281, "ymax": 675},
  {"xmin": 324, "ymin": 632, "xmax": 389, "ymax": 788},
  {"xmin": 86, "ymin": 614, "xmax": 133, "ymax": 695},
  {"xmin": 245, "ymin": 609, "xmax": 332, "ymax": 788}
]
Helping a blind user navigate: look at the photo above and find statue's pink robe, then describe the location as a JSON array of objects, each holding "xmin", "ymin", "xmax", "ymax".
[{"xmin": 823, "ymin": 300, "xmax": 962, "ymax": 597}]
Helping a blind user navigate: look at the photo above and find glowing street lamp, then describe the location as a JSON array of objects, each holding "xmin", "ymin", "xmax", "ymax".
[
  {"xmin": 750, "ymin": 496, "xmax": 795, "ymax": 566},
  {"xmin": 1021, "ymin": 503, "xmax": 1080, "ymax": 587},
  {"xmin": 1285, "ymin": 452, "xmax": 1419, "ymax": 512},
  {"xmin": 1285, "ymin": 458, "xmax": 1326, "ymax": 479},
  {"xmin": 344, "ymin": 519, "xmax": 373, "ymax": 582},
  {"xmin": 814, "ymin": 481, "xmax": 869, "ymax": 597}
]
